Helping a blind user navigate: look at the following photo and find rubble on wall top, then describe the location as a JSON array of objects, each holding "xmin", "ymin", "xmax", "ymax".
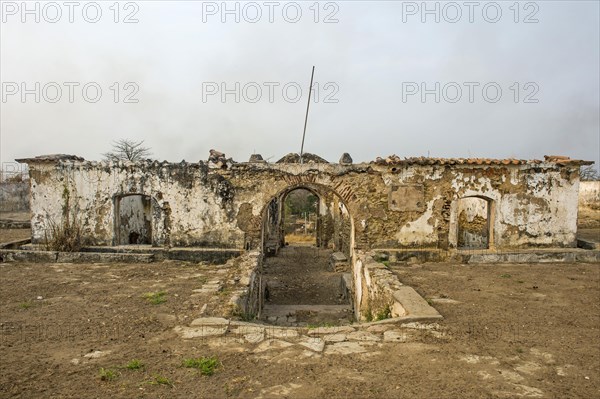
[
  {"xmin": 15, "ymin": 152, "xmax": 593, "ymax": 168},
  {"xmin": 15, "ymin": 154, "xmax": 85, "ymax": 163},
  {"xmin": 543, "ymin": 155, "xmax": 593, "ymax": 165},
  {"xmin": 339, "ymin": 153, "xmax": 353, "ymax": 165},
  {"xmin": 372, "ymin": 155, "xmax": 594, "ymax": 166},
  {"xmin": 276, "ymin": 153, "xmax": 329, "ymax": 164},
  {"xmin": 249, "ymin": 153, "xmax": 265, "ymax": 163},
  {"xmin": 208, "ymin": 149, "xmax": 234, "ymax": 169}
]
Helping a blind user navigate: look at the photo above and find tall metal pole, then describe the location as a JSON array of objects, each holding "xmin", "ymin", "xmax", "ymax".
[{"xmin": 300, "ymin": 66, "xmax": 315, "ymax": 164}]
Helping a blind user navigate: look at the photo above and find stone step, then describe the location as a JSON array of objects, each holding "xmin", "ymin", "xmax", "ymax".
[{"xmin": 262, "ymin": 304, "xmax": 353, "ymax": 317}]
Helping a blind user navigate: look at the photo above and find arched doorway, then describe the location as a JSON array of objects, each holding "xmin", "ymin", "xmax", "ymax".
[{"xmin": 259, "ymin": 184, "xmax": 355, "ymax": 326}]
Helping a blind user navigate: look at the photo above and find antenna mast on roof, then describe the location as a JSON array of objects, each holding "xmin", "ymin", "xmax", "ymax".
[{"xmin": 299, "ymin": 66, "xmax": 315, "ymax": 165}]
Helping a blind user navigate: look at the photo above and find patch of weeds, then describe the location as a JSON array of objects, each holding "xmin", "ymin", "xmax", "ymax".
[
  {"xmin": 516, "ymin": 348, "xmax": 524, "ymax": 354},
  {"xmin": 364, "ymin": 309, "xmax": 374, "ymax": 322},
  {"xmin": 374, "ymin": 253, "xmax": 388, "ymax": 262},
  {"xmin": 148, "ymin": 375, "xmax": 173, "ymax": 387},
  {"xmin": 426, "ymin": 298, "xmax": 434, "ymax": 306},
  {"xmin": 375, "ymin": 305, "xmax": 392, "ymax": 321},
  {"xmin": 381, "ymin": 261, "xmax": 390, "ymax": 268},
  {"xmin": 182, "ymin": 356, "xmax": 220, "ymax": 376},
  {"xmin": 44, "ymin": 185, "xmax": 84, "ymax": 252},
  {"xmin": 19, "ymin": 302, "xmax": 33, "ymax": 309},
  {"xmin": 143, "ymin": 291, "xmax": 167, "ymax": 305},
  {"xmin": 231, "ymin": 308, "xmax": 255, "ymax": 322},
  {"xmin": 517, "ymin": 280, "xmax": 524, "ymax": 284},
  {"xmin": 99, "ymin": 368, "xmax": 119, "ymax": 381},
  {"xmin": 500, "ymin": 273, "xmax": 512, "ymax": 278},
  {"xmin": 125, "ymin": 359, "xmax": 144, "ymax": 370}
]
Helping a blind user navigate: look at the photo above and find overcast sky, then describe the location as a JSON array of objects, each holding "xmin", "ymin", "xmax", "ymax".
[{"xmin": 1, "ymin": 0, "xmax": 598, "ymax": 170}]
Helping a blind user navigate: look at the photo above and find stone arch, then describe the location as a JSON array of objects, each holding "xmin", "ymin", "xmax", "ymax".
[
  {"xmin": 450, "ymin": 195, "xmax": 495, "ymax": 249},
  {"xmin": 258, "ymin": 182, "xmax": 356, "ymax": 258}
]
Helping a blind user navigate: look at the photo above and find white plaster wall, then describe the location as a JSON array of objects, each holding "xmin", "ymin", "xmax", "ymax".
[
  {"xmin": 28, "ymin": 161, "xmax": 243, "ymax": 247},
  {"xmin": 495, "ymin": 170, "xmax": 578, "ymax": 247}
]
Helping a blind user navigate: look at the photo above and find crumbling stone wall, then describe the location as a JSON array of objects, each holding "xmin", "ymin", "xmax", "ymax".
[
  {"xmin": 19, "ymin": 155, "xmax": 586, "ymax": 251},
  {"xmin": 329, "ymin": 196, "xmax": 352, "ymax": 257}
]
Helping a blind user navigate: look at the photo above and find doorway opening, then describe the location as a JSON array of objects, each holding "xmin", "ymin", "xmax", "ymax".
[
  {"xmin": 457, "ymin": 196, "xmax": 492, "ymax": 249},
  {"xmin": 260, "ymin": 184, "xmax": 355, "ymax": 326},
  {"xmin": 283, "ymin": 188, "xmax": 318, "ymax": 246},
  {"xmin": 115, "ymin": 194, "xmax": 153, "ymax": 245}
]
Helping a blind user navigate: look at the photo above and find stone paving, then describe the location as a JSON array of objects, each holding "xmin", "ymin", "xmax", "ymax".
[{"xmin": 173, "ymin": 317, "xmax": 446, "ymax": 356}]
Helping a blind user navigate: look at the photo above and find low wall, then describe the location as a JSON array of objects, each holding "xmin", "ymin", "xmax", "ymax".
[
  {"xmin": 352, "ymin": 251, "xmax": 442, "ymax": 322},
  {"xmin": 0, "ymin": 182, "xmax": 29, "ymax": 212},
  {"xmin": 229, "ymin": 251, "xmax": 263, "ymax": 319}
]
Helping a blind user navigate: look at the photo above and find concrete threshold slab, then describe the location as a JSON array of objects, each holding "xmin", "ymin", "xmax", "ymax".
[
  {"xmin": 3, "ymin": 246, "xmax": 243, "ymax": 264},
  {"xmin": 0, "ymin": 249, "xmax": 154, "ymax": 263},
  {"xmin": 81, "ymin": 246, "xmax": 242, "ymax": 263},
  {"xmin": 373, "ymin": 248, "xmax": 600, "ymax": 264},
  {"xmin": 462, "ymin": 249, "xmax": 600, "ymax": 264}
]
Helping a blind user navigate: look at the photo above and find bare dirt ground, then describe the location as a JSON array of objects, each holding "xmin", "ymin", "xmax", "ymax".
[
  {"xmin": 578, "ymin": 207, "xmax": 600, "ymax": 229},
  {"xmin": 262, "ymin": 246, "xmax": 353, "ymax": 326},
  {"xmin": 263, "ymin": 246, "xmax": 343, "ymax": 305},
  {"xmin": 1, "ymin": 259, "xmax": 598, "ymax": 398},
  {"xmin": 284, "ymin": 234, "xmax": 316, "ymax": 245}
]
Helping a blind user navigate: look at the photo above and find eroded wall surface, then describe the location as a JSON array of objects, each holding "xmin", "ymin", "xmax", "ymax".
[
  {"xmin": 22, "ymin": 157, "xmax": 583, "ymax": 250},
  {"xmin": 579, "ymin": 181, "xmax": 600, "ymax": 208}
]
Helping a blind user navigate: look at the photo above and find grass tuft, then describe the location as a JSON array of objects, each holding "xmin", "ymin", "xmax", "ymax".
[
  {"xmin": 143, "ymin": 291, "xmax": 167, "ymax": 305},
  {"xmin": 375, "ymin": 305, "xmax": 392, "ymax": 321},
  {"xmin": 125, "ymin": 359, "xmax": 144, "ymax": 370},
  {"xmin": 99, "ymin": 368, "xmax": 119, "ymax": 381},
  {"xmin": 182, "ymin": 356, "xmax": 220, "ymax": 376},
  {"xmin": 149, "ymin": 375, "xmax": 173, "ymax": 387}
]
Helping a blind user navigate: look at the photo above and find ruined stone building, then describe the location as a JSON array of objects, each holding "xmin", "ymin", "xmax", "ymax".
[{"xmin": 17, "ymin": 152, "xmax": 591, "ymax": 258}]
